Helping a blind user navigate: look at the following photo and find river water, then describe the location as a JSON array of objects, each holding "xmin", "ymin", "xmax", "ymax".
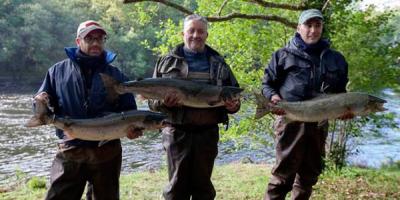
[
  {"xmin": 0, "ymin": 91, "xmax": 399, "ymax": 186},
  {"xmin": 346, "ymin": 89, "xmax": 400, "ymax": 167}
]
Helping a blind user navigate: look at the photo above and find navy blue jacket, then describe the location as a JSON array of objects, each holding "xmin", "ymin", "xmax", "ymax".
[
  {"xmin": 37, "ymin": 47, "xmax": 136, "ymax": 147},
  {"xmin": 262, "ymin": 37, "xmax": 348, "ymax": 102}
]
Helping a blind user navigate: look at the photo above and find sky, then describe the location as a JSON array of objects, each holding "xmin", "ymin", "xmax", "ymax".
[{"xmin": 360, "ymin": 0, "xmax": 400, "ymax": 10}]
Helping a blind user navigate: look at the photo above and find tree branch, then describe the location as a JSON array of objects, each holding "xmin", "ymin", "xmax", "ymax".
[
  {"xmin": 246, "ymin": 0, "xmax": 307, "ymax": 11},
  {"xmin": 217, "ymin": 0, "xmax": 229, "ymax": 16},
  {"xmin": 123, "ymin": 0, "xmax": 298, "ymax": 29},
  {"xmin": 123, "ymin": 0, "xmax": 193, "ymax": 15},
  {"xmin": 321, "ymin": 0, "xmax": 330, "ymax": 11},
  {"xmin": 207, "ymin": 13, "xmax": 297, "ymax": 29}
]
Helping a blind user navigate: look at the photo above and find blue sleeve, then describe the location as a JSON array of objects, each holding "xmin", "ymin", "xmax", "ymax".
[
  {"xmin": 36, "ymin": 67, "xmax": 58, "ymax": 109},
  {"xmin": 115, "ymin": 71, "xmax": 137, "ymax": 111}
]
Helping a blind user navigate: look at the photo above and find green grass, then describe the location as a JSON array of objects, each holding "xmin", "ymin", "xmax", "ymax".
[{"xmin": 1, "ymin": 163, "xmax": 399, "ymax": 200}]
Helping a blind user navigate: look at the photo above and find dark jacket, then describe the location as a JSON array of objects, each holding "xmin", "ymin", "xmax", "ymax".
[
  {"xmin": 37, "ymin": 47, "xmax": 136, "ymax": 147},
  {"xmin": 262, "ymin": 37, "xmax": 348, "ymax": 102},
  {"xmin": 148, "ymin": 43, "xmax": 239, "ymax": 125}
]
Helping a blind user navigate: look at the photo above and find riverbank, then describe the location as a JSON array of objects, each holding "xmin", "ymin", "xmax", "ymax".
[
  {"xmin": 1, "ymin": 163, "xmax": 399, "ymax": 200},
  {"xmin": 0, "ymin": 81, "xmax": 39, "ymax": 95}
]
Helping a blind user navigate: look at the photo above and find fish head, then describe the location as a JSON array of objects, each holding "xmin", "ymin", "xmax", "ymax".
[
  {"xmin": 142, "ymin": 112, "xmax": 168, "ymax": 129},
  {"xmin": 220, "ymin": 86, "xmax": 244, "ymax": 101},
  {"xmin": 365, "ymin": 95, "xmax": 387, "ymax": 113}
]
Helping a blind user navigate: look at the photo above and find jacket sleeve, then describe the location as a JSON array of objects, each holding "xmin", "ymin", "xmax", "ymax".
[
  {"xmin": 36, "ymin": 67, "xmax": 59, "ymax": 110},
  {"xmin": 147, "ymin": 57, "xmax": 176, "ymax": 114},
  {"xmin": 337, "ymin": 52, "xmax": 349, "ymax": 93},
  {"xmin": 222, "ymin": 61, "xmax": 241, "ymax": 114},
  {"xmin": 261, "ymin": 50, "xmax": 284, "ymax": 101}
]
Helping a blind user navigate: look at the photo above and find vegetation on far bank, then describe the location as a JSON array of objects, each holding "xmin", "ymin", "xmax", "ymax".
[{"xmin": 1, "ymin": 162, "xmax": 399, "ymax": 200}]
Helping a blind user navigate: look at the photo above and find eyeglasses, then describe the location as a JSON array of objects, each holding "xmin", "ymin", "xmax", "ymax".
[{"xmin": 82, "ymin": 36, "xmax": 107, "ymax": 44}]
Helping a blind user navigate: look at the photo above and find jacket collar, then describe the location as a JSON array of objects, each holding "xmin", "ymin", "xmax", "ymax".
[
  {"xmin": 285, "ymin": 37, "xmax": 330, "ymax": 59},
  {"xmin": 64, "ymin": 47, "xmax": 117, "ymax": 64},
  {"xmin": 168, "ymin": 43, "xmax": 221, "ymax": 58}
]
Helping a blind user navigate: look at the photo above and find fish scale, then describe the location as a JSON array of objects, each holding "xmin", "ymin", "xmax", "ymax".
[
  {"xmin": 100, "ymin": 73, "xmax": 243, "ymax": 108},
  {"xmin": 25, "ymin": 99, "xmax": 168, "ymax": 141},
  {"xmin": 255, "ymin": 92, "xmax": 387, "ymax": 122}
]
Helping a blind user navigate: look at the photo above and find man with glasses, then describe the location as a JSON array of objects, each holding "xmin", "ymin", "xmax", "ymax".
[{"xmin": 34, "ymin": 20, "xmax": 142, "ymax": 200}]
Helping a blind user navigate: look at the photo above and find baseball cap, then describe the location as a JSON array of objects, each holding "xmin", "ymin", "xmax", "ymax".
[
  {"xmin": 298, "ymin": 9, "xmax": 323, "ymax": 24},
  {"xmin": 76, "ymin": 20, "xmax": 107, "ymax": 38}
]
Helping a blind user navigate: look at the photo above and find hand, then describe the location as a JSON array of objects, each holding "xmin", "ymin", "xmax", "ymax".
[
  {"xmin": 269, "ymin": 94, "xmax": 285, "ymax": 115},
  {"xmin": 127, "ymin": 127, "xmax": 144, "ymax": 139},
  {"xmin": 136, "ymin": 94, "xmax": 147, "ymax": 101},
  {"xmin": 337, "ymin": 112, "xmax": 354, "ymax": 120},
  {"xmin": 163, "ymin": 92, "xmax": 181, "ymax": 107},
  {"xmin": 34, "ymin": 92, "xmax": 50, "ymax": 104},
  {"xmin": 224, "ymin": 98, "xmax": 240, "ymax": 112},
  {"xmin": 63, "ymin": 129, "xmax": 75, "ymax": 140}
]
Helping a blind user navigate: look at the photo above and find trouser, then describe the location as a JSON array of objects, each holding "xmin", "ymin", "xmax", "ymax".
[
  {"xmin": 265, "ymin": 117, "xmax": 328, "ymax": 200},
  {"xmin": 45, "ymin": 140, "xmax": 122, "ymax": 200},
  {"xmin": 162, "ymin": 124, "xmax": 219, "ymax": 200}
]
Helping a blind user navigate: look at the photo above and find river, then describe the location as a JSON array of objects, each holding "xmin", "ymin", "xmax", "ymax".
[{"xmin": 0, "ymin": 90, "xmax": 399, "ymax": 186}]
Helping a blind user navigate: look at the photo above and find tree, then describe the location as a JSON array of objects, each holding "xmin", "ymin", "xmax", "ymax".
[{"xmin": 122, "ymin": 0, "xmax": 400, "ymax": 168}]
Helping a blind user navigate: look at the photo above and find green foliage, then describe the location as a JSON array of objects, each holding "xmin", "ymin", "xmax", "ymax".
[
  {"xmin": 27, "ymin": 177, "xmax": 46, "ymax": 190},
  {"xmin": 329, "ymin": 7, "xmax": 400, "ymax": 92},
  {"xmin": 2, "ymin": 164, "xmax": 400, "ymax": 199},
  {"xmin": 380, "ymin": 159, "xmax": 400, "ymax": 171},
  {"xmin": 0, "ymin": 0, "xmax": 188, "ymax": 81},
  {"xmin": 153, "ymin": 1, "xmax": 400, "ymax": 158}
]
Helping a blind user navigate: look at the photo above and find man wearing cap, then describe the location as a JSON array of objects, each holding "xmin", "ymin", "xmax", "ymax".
[
  {"xmin": 261, "ymin": 9, "xmax": 350, "ymax": 199},
  {"xmin": 34, "ymin": 20, "xmax": 142, "ymax": 200}
]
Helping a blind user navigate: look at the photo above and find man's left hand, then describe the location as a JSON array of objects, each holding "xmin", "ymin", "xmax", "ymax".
[
  {"xmin": 127, "ymin": 127, "xmax": 144, "ymax": 139},
  {"xmin": 224, "ymin": 99, "xmax": 240, "ymax": 112}
]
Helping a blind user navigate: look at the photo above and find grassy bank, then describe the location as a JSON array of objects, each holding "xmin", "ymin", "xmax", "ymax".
[{"xmin": 1, "ymin": 163, "xmax": 399, "ymax": 200}]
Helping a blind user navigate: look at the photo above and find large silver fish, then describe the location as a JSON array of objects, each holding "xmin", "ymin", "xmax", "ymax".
[
  {"xmin": 100, "ymin": 73, "xmax": 243, "ymax": 108},
  {"xmin": 255, "ymin": 92, "xmax": 387, "ymax": 121},
  {"xmin": 25, "ymin": 98, "xmax": 167, "ymax": 141}
]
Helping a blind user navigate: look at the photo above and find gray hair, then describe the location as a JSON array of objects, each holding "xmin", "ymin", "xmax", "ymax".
[{"xmin": 183, "ymin": 14, "xmax": 208, "ymax": 31}]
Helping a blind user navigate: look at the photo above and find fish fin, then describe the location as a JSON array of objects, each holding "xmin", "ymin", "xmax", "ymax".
[
  {"xmin": 135, "ymin": 77, "xmax": 144, "ymax": 81},
  {"xmin": 98, "ymin": 140, "xmax": 111, "ymax": 147},
  {"xmin": 99, "ymin": 73, "xmax": 121, "ymax": 103},
  {"xmin": 254, "ymin": 93, "xmax": 272, "ymax": 119},
  {"xmin": 280, "ymin": 117, "xmax": 293, "ymax": 124},
  {"xmin": 208, "ymin": 101, "xmax": 220, "ymax": 106},
  {"xmin": 25, "ymin": 116, "xmax": 46, "ymax": 127},
  {"xmin": 317, "ymin": 120, "xmax": 328, "ymax": 127}
]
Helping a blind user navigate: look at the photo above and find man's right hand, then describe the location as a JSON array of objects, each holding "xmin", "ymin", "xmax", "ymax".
[
  {"xmin": 163, "ymin": 92, "xmax": 181, "ymax": 107},
  {"xmin": 269, "ymin": 94, "xmax": 285, "ymax": 115}
]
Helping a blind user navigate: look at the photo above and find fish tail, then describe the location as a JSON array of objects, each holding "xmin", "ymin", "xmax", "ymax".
[
  {"xmin": 254, "ymin": 93, "xmax": 272, "ymax": 119},
  {"xmin": 25, "ymin": 114, "xmax": 52, "ymax": 127},
  {"xmin": 368, "ymin": 95, "xmax": 387, "ymax": 104},
  {"xmin": 99, "ymin": 73, "xmax": 123, "ymax": 103}
]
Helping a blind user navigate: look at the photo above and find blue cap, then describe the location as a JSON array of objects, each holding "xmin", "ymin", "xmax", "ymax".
[{"xmin": 298, "ymin": 9, "xmax": 323, "ymax": 24}]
